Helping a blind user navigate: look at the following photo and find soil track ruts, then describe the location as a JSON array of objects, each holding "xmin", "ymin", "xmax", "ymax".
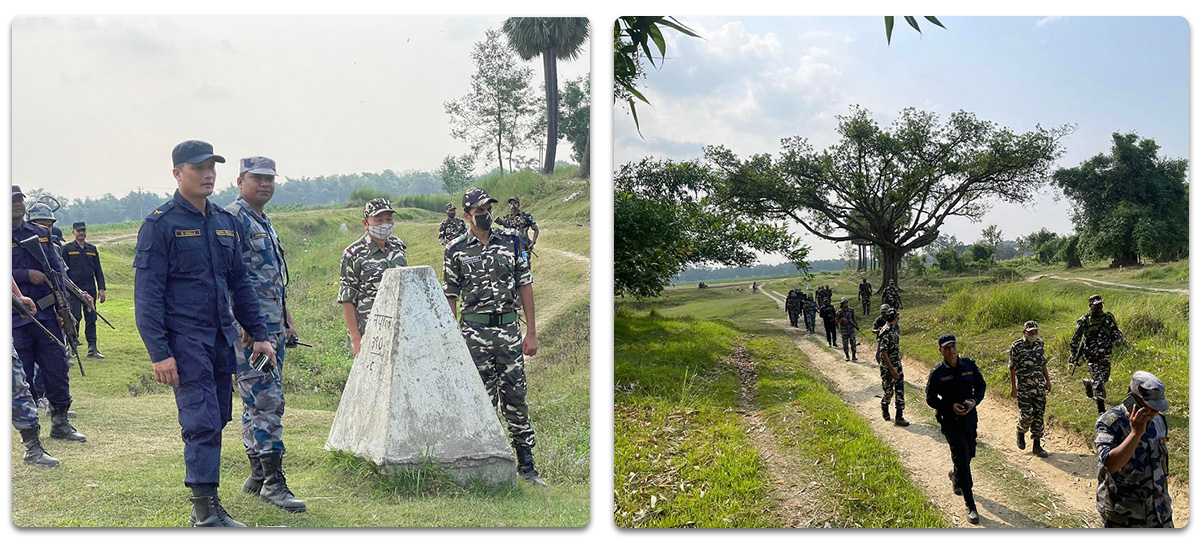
[{"xmin": 1026, "ymin": 274, "xmax": 1188, "ymax": 296}]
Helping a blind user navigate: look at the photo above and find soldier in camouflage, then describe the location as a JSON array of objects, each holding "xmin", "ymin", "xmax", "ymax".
[
  {"xmin": 495, "ymin": 196, "xmax": 538, "ymax": 262},
  {"xmin": 226, "ymin": 156, "xmax": 305, "ymax": 513},
  {"xmin": 836, "ymin": 297, "xmax": 859, "ymax": 362},
  {"xmin": 858, "ymin": 278, "xmax": 873, "ymax": 314},
  {"xmin": 880, "ymin": 279, "xmax": 902, "ymax": 310},
  {"xmin": 444, "ymin": 187, "xmax": 545, "ymax": 488},
  {"xmin": 876, "ymin": 304, "xmax": 909, "ymax": 426},
  {"xmin": 438, "ymin": 203, "xmax": 467, "ymax": 245},
  {"xmin": 1069, "ymin": 294, "xmax": 1124, "ymax": 414},
  {"xmin": 785, "ymin": 290, "xmax": 800, "ymax": 327},
  {"xmin": 802, "ymin": 293, "xmax": 817, "ymax": 333},
  {"xmin": 1095, "ymin": 371, "xmax": 1173, "ymax": 527},
  {"xmin": 339, "ymin": 198, "xmax": 407, "ymax": 355},
  {"xmin": 1009, "ymin": 320, "xmax": 1051, "ymax": 457},
  {"xmin": 12, "ymin": 281, "xmax": 60, "ymax": 468}
]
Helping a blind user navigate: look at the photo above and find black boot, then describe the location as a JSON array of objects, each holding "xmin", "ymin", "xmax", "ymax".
[
  {"xmin": 893, "ymin": 410, "xmax": 910, "ymax": 427},
  {"xmin": 514, "ymin": 446, "xmax": 548, "ymax": 488},
  {"xmin": 1016, "ymin": 429, "xmax": 1026, "ymax": 450},
  {"xmin": 258, "ymin": 452, "xmax": 307, "ymax": 512},
  {"xmin": 19, "ymin": 427, "xmax": 61, "ymax": 468},
  {"xmin": 189, "ymin": 486, "xmax": 246, "ymax": 527},
  {"xmin": 1032, "ymin": 438, "xmax": 1049, "ymax": 458},
  {"xmin": 50, "ymin": 408, "xmax": 87, "ymax": 442},
  {"xmin": 1096, "ymin": 398, "xmax": 1106, "ymax": 415},
  {"xmin": 87, "ymin": 346, "xmax": 105, "ymax": 359},
  {"xmin": 242, "ymin": 454, "xmax": 264, "ymax": 495},
  {"xmin": 1083, "ymin": 378, "xmax": 1093, "ymax": 399},
  {"xmin": 881, "ymin": 403, "xmax": 891, "ymax": 421},
  {"xmin": 949, "ymin": 469, "xmax": 962, "ymax": 496}
]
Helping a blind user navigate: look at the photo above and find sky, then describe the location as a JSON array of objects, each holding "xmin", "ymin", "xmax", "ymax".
[
  {"xmin": 11, "ymin": 16, "xmax": 591, "ymax": 200},
  {"xmin": 613, "ymin": 16, "xmax": 1190, "ymax": 261}
]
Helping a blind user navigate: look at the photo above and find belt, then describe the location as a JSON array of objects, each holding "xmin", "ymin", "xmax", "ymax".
[{"xmin": 460, "ymin": 311, "xmax": 518, "ymax": 326}]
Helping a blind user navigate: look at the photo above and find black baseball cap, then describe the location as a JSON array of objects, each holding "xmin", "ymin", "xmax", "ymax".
[
  {"xmin": 937, "ymin": 334, "xmax": 957, "ymax": 347},
  {"xmin": 73, "ymin": 221, "xmax": 86, "ymax": 230},
  {"xmin": 172, "ymin": 140, "xmax": 226, "ymax": 167}
]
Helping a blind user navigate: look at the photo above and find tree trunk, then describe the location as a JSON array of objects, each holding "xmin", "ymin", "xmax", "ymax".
[
  {"xmin": 880, "ymin": 247, "xmax": 902, "ymax": 293},
  {"xmin": 542, "ymin": 52, "xmax": 558, "ymax": 175},
  {"xmin": 1110, "ymin": 251, "xmax": 1141, "ymax": 268},
  {"xmin": 578, "ymin": 132, "xmax": 590, "ymax": 179}
]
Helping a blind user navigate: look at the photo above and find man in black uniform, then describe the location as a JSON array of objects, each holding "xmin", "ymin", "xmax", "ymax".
[
  {"xmin": 925, "ymin": 334, "xmax": 987, "ymax": 525},
  {"xmin": 818, "ymin": 299, "xmax": 838, "ymax": 347},
  {"xmin": 61, "ymin": 222, "xmax": 107, "ymax": 359}
]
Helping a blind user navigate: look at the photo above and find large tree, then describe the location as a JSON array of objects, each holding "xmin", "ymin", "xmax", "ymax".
[
  {"xmin": 615, "ymin": 158, "xmax": 807, "ymax": 298},
  {"xmin": 705, "ymin": 106, "xmax": 1071, "ymax": 288},
  {"xmin": 1053, "ymin": 132, "xmax": 1189, "ymax": 266},
  {"xmin": 559, "ymin": 76, "xmax": 591, "ymax": 178},
  {"xmin": 502, "ymin": 17, "xmax": 589, "ymax": 175},
  {"xmin": 444, "ymin": 29, "xmax": 538, "ymax": 176}
]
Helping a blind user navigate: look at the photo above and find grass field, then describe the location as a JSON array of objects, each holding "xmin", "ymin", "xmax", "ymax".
[{"xmin": 11, "ymin": 169, "xmax": 590, "ymax": 527}]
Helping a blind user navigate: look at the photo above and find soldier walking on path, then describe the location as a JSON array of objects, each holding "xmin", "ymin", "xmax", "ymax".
[
  {"xmin": 1095, "ymin": 371, "xmax": 1173, "ymax": 527},
  {"xmin": 926, "ymin": 334, "xmax": 987, "ymax": 525},
  {"xmin": 876, "ymin": 304, "xmax": 908, "ymax": 427},
  {"xmin": 836, "ymin": 297, "xmax": 859, "ymax": 362},
  {"xmin": 444, "ymin": 187, "xmax": 546, "ymax": 487},
  {"xmin": 12, "ymin": 280, "xmax": 61, "ymax": 468},
  {"xmin": 438, "ymin": 203, "xmax": 467, "ymax": 245},
  {"xmin": 802, "ymin": 293, "xmax": 817, "ymax": 334},
  {"xmin": 785, "ymin": 290, "xmax": 800, "ymax": 327},
  {"xmin": 880, "ymin": 279, "xmax": 902, "ymax": 310},
  {"xmin": 495, "ymin": 195, "xmax": 538, "ymax": 263},
  {"xmin": 1069, "ymin": 294, "xmax": 1124, "ymax": 414},
  {"xmin": 338, "ymin": 198, "xmax": 407, "ymax": 356},
  {"xmin": 818, "ymin": 299, "xmax": 838, "ymax": 348},
  {"xmin": 858, "ymin": 278, "xmax": 873, "ymax": 314},
  {"xmin": 1009, "ymin": 320, "xmax": 1051, "ymax": 457},
  {"xmin": 226, "ymin": 156, "xmax": 305, "ymax": 513},
  {"xmin": 61, "ymin": 221, "xmax": 107, "ymax": 359},
  {"xmin": 133, "ymin": 140, "xmax": 276, "ymax": 527}
]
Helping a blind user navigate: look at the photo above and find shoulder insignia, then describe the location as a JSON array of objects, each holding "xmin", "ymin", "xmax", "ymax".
[
  {"xmin": 446, "ymin": 233, "xmax": 469, "ymax": 250},
  {"xmin": 175, "ymin": 229, "xmax": 202, "ymax": 238}
]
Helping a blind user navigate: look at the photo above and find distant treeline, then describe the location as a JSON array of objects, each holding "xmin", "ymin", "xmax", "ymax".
[
  {"xmin": 39, "ymin": 169, "xmax": 442, "ymax": 227},
  {"xmin": 674, "ymin": 260, "xmax": 847, "ymax": 283}
]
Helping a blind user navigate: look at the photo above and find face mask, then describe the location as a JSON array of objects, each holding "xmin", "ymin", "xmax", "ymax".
[
  {"xmin": 367, "ymin": 223, "xmax": 394, "ymax": 239},
  {"xmin": 1025, "ymin": 334, "xmax": 1036, "ymax": 343},
  {"xmin": 473, "ymin": 212, "xmax": 492, "ymax": 230}
]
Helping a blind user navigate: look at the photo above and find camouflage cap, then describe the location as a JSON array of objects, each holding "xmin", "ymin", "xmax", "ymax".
[
  {"xmin": 1089, "ymin": 294, "xmax": 1104, "ymax": 306},
  {"xmin": 462, "ymin": 187, "xmax": 498, "ymax": 210},
  {"xmin": 363, "ymin": 198, "xmax": 395, "ymax": 219},
  {"xmin": 1023, "ymin": 320, "xmax": 1039, "ymax": 331},
  {"xmin": 508, "ymin": 196, "xmax": 521, "ymax": 204},
  {"xmin": 445, "ymin": 203, "xmax": 455, "ymax": 211},
  {"xmin": 1129, "ymin": 371, "xmax": 1168, "ymax": 411},
  {"xmin": 240, "ymin": 156, "xmax": 279, "ymax": 176}
]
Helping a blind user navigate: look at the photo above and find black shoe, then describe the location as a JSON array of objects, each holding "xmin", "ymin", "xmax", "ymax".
[
  {"xmin": 258, "ymin": 453, "xmax": 307, "ymax": 512},
  {"xmin": 894, "ymin": 412, "xmax": 910, "ymax": 427},
  {"xmin": 19, "ymin": 427, "xmax": 61, "ymax": 468},
  {"xmin": 50, "ymin": 409, "xmax": 87, "ymax": 442},
  {"xmin": 844, "ymin": 355, "xmax": 851, "ymax": 362},
  {"xmin": 189, "ymin": 487, "xmax": 246, "ymax": 527},
  {"xmin": 949, "ymin": 470, "xmax": 962, "ymax": 496},
  {"xmin": 1083, "ymin": 379, "xmax": 1093, "ymax": 399},
  {"xmin": 1017, "ymin": 430, "xmax": 1026, "ymax": 450},
  {"xmin": 967, "ymin": 508, "xmax": 979, "ymax": 524},
  {"xmin": 87, "ymin": 347, "xmax": 105, "ymax": 359},
  {"xmin": 1096, "ymin": 398, "xmax": 1106, "ymax": 415},
  {"xmin": 1032, "ymin": 438, "xmax": 1049, "ymax": 458},
  {"xmin": 881, "ymin": 403, "xmax": 891, "ymax": 421},
  {"xmin": 515, "ymin": 446, "xmax": 548, "ymax": 488},
  {"xmin": 242, "ymin": 454, "xmax": 264, "ymax": 495}
]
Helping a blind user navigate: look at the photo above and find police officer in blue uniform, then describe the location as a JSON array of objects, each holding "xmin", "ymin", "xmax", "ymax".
[
  {"xmin": 925, "ymin": 334, "xmax": 986, "ymax": 525},
  {"xmin": 11, "ymin": 185, "xmax": 87, "ymax": 444},
  {"xmin": 133, "ymin": 140, "xmax": 275, "ymax": 527},
  {"xmin": 62, "ymin": 221, "xmax": 107, "ymax": 358}
]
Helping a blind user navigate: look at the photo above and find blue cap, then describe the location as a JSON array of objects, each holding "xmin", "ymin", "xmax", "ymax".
[
  {"xmin": 1130, "ymin": 371, "xmax": 1168, "ymax": 411},
  {"xmin": 240, "ymin": 156, "xmax": 279, "ymax": 176},
  {"xmin": 172, "ymin": 140, "xmax": 226, "ymax": 167},
  {"xmin": 937, "ymin": 334, "xmax": 956, "ymax": 347},
  {"xmin": 12, "ymin": 185, "xmax": 23, "ymax": 198}
]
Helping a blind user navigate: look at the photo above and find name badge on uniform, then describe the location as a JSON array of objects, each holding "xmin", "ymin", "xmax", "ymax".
[
  {"xmin": 215, "ymin": 229, "xmax": 235, "ymax": 237},
  {"xmin": 462, "ymin": 255, "xmax": 483, "ymax": 268},
  {"xmin": 252, "ymin": 232, "xmax": 270, "ymax": 239},
  {"xmin": 67, "ymin": 251, "xmax": 81, "ymax": 255},
  {"xmin": 175, "ymin": 229, "xmax": 201, "ymax": 237},
  {"xmin": 940, "ymin": 375, "xmax": 954, "ymax": 382}
]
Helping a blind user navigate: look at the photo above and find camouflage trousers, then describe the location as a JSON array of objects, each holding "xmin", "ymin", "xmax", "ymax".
[
  {"xmin": 12, "ymin": 347, "xmax": 39, "ymax": 431},
  {"xmin": 461, "ymin": 320, "xmax": 535, "ymax": 449},
  {"xmin": 879, "ymin": 359, "xmax": 905, "ymax": 412},
  {"xmin": 1016, "ymin": 385, "xmax": 1046, "ymax": 439},
  {"xmin": 840, "ymin": 328, "xmax": 858, "ymax": 360},
  {"xmin": 1086, "ymin": 355, "xmax": 1112, "ymax": 403},
  {"xmin": 237, "ymin": 333, "xmax": 286, "ymax": 456}
]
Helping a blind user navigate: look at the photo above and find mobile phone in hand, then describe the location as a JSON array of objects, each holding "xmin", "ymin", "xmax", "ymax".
[
  {"xmin": 250, "ymin": 352, "xmax": 273, "ymax": 372},
  {"xmin": 1122, "ymin": 394, "xmax": 1139, "ymax": 414}
]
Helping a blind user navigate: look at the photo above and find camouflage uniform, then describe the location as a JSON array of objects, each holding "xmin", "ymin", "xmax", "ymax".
[
  {"xmin": 859, "ymin": 280, "xmax": 873, "ymax": 314},
  {"xmin": 877, "ymin": 322, "xmax": 904, "ymax": 413},
  {"xmin": 802, "ymin": 296, "xmax": 817, "ymax": 333},
  {"xmin": 444, "ymin": 191, "xmax": 535, "ymax": 451},
  {"xmin": 1009, "ymin": 336, "xmax": 1048, "ymax": 439},
  {"xmin": 495, "ymin": 200, "xmax": 536, "ymax": 263},
  {"xmin": 438, "ymin": 215, "xmax": 467, "ymax": 245},
  {"xmin": 785, "ymin": 291, "xmax": 801, "ymax": 327},
  {"xmin": 881, "ymin": 284, "xmax": 901, "ymax": 310},
  {"xmin": 1096, "ymin": 405, "xmax": 1172, "ymax": 527},
  {"xmin": 12, "ymin": 346, "xmax": 39, "ymax": 431},
  {"xmin": 836, "ymin": 305, "xmax": 858, "ymax": 361},
  {"xmin": 338, "ymin": 232, "xmax": 407, "ymax": 338},
  {"xmin": 1070, "ymin": 299, "xmax": 1123, "ymax": 404},
  {"xmin": 227, "ymin": 195, "xmax": 289, "ymax": 457}
]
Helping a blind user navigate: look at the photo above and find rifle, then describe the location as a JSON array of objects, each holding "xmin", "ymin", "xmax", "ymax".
[
  {"xmin": 12, "ymin": 294, "xmax": 67, "ymax": 348},
  {"xmin": 1068, "ymin": 356, "xmax": 1079, "ymax": 376},
  {"xmin": 18, "ymin": 235, "xmax": 85, "ymax": 376},
  {"xmin": 61, "ymin": 277, "xmax": 116, "ymax": 330}
]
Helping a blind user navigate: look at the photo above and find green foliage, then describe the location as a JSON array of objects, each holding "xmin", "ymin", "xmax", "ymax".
[
  {"xmin": 902, "ymin": 252, "xmax": 926, "ymax": 277},
  {"xmin": 966, "ymin": 243, "xmax": 996, "ymax": 266},
  {"xmin": 1055, "ymin": 234, "xmax": 1083, "ymax": 268},
  {"xmin": 559, "ymin": 76, "xmax": 590, "ymax": 170},
  {"xmin": 934, "ymin": 285, "xmax": 1071, "ymax": 330},
  {"xmin": 884, "ymin": 16, "xmax": 946, "ymax": 44},
  {"xmin": 613, "ymin": 16, "xmax": 701, "ymax": 134},
  {"xmin": 933, "ymin": 247, "xmax": 966, "ymax": 273},
  {"xmin": 437, "ymin": 154, "xmax": 476, "ymax": 194},
  {"xmin": 1053, "ymin": 132, "xmax": 1189, "ymax": 265},
  {"xmin": 1133, "ymin": 260, "xmax": 1188, "ymax": 283}
]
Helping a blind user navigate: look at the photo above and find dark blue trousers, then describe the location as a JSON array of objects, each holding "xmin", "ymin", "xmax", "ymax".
[
  {"xmin": 941, "ymin": 416, "xmax": 978, "ymax": 493},
  {"xmin": 13, "ymin": 317, "xmax": 71, "ymax": 410},
  {"xmin": 169, "ymin": 331, "xmax": 236, "ymax": 487}
]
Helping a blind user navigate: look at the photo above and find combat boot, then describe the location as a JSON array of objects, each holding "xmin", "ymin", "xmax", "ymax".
[
  {"xmin": 893, "ymin": 410, "xmax": 910, "ymax": 427},
  {"xmin": 949, "ymin": 469, "xmax": 962, "ymax": 496},
  {"xmin": 50, "ymin": 409, "xmax": 87, "ymax": 442},
  {"xmin": 881, "ymin": 403, "xmax": 891, "ymax": 421},
  {"xmin": 515, "ymin": 446, "xmax": 548, "ymax": 488},
  {"xmin": 258, "ymin": 453, "xmax": 307, "ymax": 512},
  {"xmin": 1096, "ymin": 398, "xmax": 1106, "ymax": 415},
  {"xmin": 1016, "ymin": 429, "xmax": 1026, "ymax": 450},
  {"xmin": 1082, "ymin": 378, "xmax": 1093, "ymax": 399},
  {"xmin": 1032, "ymin": 438, "xmax": 1049, "ymax": 458},
  {"xmin": 19, "ymin": 427, "xmax": 61, "ymax": 468},
  {"xmin": 242, "ymin": 454, "xmax": 264, "ymax": 495},
  {"xmin": 189, "ymin": 486, "xmax": 246, "ymax": 527},
  {"xmin": 87, "ymin": 346, "xmax": 105, "ymax": 359},
  {"xmin": 966, "ymin": 507, "xmax": 980, "ymax": 524}
]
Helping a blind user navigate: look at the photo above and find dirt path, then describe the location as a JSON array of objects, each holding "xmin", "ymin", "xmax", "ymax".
[
  {"xmin": 1026, "ymin": 274, "xmax": 1188, "ymax": 296},
  {"xmin": 91, "ymin": 232, "xmax": 138, "ymax": 246},
  {"xmin": 539, "ymin": 246, "xmax": 590, "ymax": 266}
]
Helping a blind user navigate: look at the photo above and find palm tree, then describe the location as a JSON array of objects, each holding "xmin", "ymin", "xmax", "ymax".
[{"xmin": 501, "ymin": 17, "xmax": 589, "ymax": 174}]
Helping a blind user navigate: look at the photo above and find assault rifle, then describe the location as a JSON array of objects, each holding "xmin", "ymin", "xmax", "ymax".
[
  {"xmin": 12, "ymin": 293, "xmax": 67, "ymax": 348},
  {"xmin": 18, "ymin": 235, "xmax": 85, "ymax": 376},
  {"xmin": 62, "ymin": 277, "xmax": 116, "ymax": 330}
]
